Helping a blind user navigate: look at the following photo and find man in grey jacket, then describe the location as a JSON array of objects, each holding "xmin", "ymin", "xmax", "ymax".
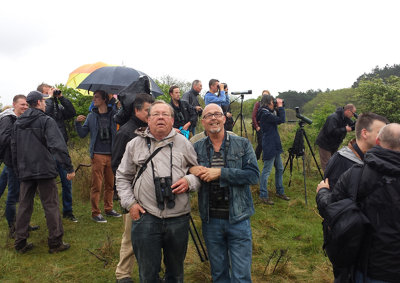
[{"xmin": 116, "ymin": 100, "xmax": 200, "ymax": 283}]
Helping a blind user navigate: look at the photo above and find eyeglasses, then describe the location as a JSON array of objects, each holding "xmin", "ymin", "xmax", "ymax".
[
  {"xmin": 203, "ymin": 112, "xmax": 224, "ymax": 120},
  {"xmin": 150, "ymin": 112, "xmax": 171, "ymax": 118}
]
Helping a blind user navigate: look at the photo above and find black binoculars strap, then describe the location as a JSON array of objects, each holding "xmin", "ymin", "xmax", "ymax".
[{"xmin": 150, "ymin": 143, "xmax": 173, "ymax": 179}]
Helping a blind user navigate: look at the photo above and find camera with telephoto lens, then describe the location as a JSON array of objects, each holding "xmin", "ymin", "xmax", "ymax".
[
  {"xmin": 53, "ymin": 90, "xmax": 62, "ymax": 97},
  {"xmin": 154, "ymin": 176, "xmax": 175, "ymax": 210}
]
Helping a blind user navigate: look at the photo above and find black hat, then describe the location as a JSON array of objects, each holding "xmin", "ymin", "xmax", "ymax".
[{"xmin": 26, "ymin": 91, "xmax": 44, "ymax": 103}]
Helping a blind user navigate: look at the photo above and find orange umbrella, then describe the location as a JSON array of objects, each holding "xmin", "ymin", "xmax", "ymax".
[{"xmin": 66, "ymin": 62, "xmax": 110, "ymax": 95}]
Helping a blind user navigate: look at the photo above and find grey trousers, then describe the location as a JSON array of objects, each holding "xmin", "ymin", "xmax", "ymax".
[{"xmin": 15, "ymin": 178, "xmax": 64, "ymax": 249}]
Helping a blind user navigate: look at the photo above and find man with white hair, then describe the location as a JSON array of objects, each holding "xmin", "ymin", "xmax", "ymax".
[{"xmin": 316, "ymin": 123, "xmax": 400, "ymax": 282}]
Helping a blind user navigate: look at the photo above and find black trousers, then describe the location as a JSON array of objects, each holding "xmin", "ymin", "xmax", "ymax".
[
  {"xmin": 255, "ymin": 130, "xmax": 263, "ymax": 160},
  {"xmin": 15, "ymin": 178, "xmax": 64, "ymax": 249}
]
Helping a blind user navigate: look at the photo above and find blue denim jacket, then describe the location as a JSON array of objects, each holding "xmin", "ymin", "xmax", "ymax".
[
  {"xmin": 193, "ymin": 133, "xmax": 259, "ymax": 224},
  {"xmin": 75, "ymin": 107, "xmax": 116, "ymax": 158}
]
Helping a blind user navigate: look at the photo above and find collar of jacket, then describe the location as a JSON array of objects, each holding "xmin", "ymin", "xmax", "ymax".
[
  {"xmin": 131, "ymin": 114, "xmax": 148, "ymax": 128},
  {"xmin": 136, "ymin": 127, "xmax": 177, "ymax": 147},
  {"xmin": 191, "ymin": 88, "xmax": 200, "ymax": 96}
]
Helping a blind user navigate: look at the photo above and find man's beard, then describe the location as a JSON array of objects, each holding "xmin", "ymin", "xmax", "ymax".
[{"xmin": 209, "ymin": 127, "xmax": 222, "ymax": 134}]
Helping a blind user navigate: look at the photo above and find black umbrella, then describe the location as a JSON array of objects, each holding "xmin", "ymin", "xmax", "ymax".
[{"xmin": 77, "ymin": 66, "xmax": 163, "ymax": 97}]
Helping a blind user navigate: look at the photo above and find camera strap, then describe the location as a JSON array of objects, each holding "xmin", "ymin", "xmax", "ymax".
[
  {"xmin": 131, "ymin": 137, "xmax": 164, "ymax": 190},
  {"xmin": 150, "ymin": 141, "xmax": 173, "ymax": 180}
]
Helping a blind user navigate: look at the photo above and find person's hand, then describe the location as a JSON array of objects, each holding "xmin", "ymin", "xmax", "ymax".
[
  {"xmin": 195, "ymin": 106, "xmax": 203, "ymax": 112},
  {"xmin": 256, "ymin": 126, "xmax": 261, "ymax": 132},
  {"xmin": 171, "ymin": 178, "xmax": 189, "ymax": 194},
  {"xmin": 129, "ymin": 203, "xmax": 146, "ymax": 221},
  {"xmin": 182, "ymin": 122, "xmax": 191, "ymax": 131},
  {"xmin": 219, "ymin": 84, "xmax": 225, "ymax": 91},
  {"xmin": 226, "ymin": 112, "xmax": 232, "ymax": 118},
  {"xmin": 346, "ymin": 125, "xmax": 352, "ymax": 132},
  {"xmin": 316, "ymin": 178, "xmax": 329, "ymax": 193},
  {"xmin": 277, "ymin": 98, "xmax": 284, "ymax": 107},
  {"xmin": 66, "ymin": 172, "xmax": 75, "ymax": 180},
  {"xmin": 76, "ymin": 115, "xmax": 86, "ymax": 122},
  {"xmin": 197, "ymin": 168, "xmax": 221, "ymax": 182},
  {"xmin": 190, "ymin": 166, "xmax": 207, "ymax": 176}
]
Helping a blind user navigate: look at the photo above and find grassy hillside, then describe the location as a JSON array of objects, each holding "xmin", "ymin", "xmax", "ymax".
[{"xmin": 0, "ymin": 123, "xmax": 333, "ymax": 282}]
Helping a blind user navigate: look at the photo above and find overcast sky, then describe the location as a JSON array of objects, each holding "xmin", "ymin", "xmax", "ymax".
[{"xmin": 1, "ymin": 0, "xmax": 399, "ymax": 106}]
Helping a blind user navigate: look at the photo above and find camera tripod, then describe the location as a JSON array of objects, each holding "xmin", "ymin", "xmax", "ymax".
[
  {"xmin": 284, "ymin": 121, "xmax": 323, "ymax": 205},
  {"xmin": 232, "ymin": 94, "xmax": 248, "ymax": 138}
]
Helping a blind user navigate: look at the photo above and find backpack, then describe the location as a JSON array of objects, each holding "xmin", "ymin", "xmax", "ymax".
[{"xmin": 322, "ymin": 165, "xmax": 371, "ymax": 268}]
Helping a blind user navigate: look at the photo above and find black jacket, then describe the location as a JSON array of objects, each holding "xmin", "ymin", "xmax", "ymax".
[
  {"xmin": 45, "ymin": 96, "xmax": 76, "ymax": 142},
  {"xmin": 324, "ymin": 140, "xmax": 364, "ymax": 191},
  {"xmin": 170, "ymin": 100, "xmax": 197, "ymax": 130},
  {"xmin": 317, "ymin": 146, "xmax": 400, "ymax": 282},
  {"xmin": 111, "ymin": 115, "xmax": 147, "ymax": 174},
  {"xmin": 0, "ymin": 109, "xmax": 17, "ymax": 167},
  {"xmin": 181, "ymin": 88, "xmax": 201, "ymax": 127},
  {"xmin": 12, "ymin": 108, "xmax": 74, "ymax": 181},
  {"xmin": 316, "ymin": 107, "xmax": 353, "ymax": 152}
]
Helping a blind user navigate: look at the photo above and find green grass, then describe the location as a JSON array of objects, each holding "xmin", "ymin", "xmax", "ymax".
[{"xmin": 0, "ymin": 123, "xmax": 334, "ymax": 282}]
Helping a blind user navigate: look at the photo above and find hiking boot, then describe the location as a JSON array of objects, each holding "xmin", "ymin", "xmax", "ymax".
[
  {"xmin": 116, "ymin": 277, "xmax": 134, "ymax": 283},
  {"xmin": 16, "ymin": 242, "xmax": 34, "ymax": 254},
  {"xmin": 276, "ymin": 193, "xmax": 290, "ymax": 201},
  {"xmin": 49, "ymin": 242, "xmax": 70, "ymax": 254},
  {"xmin": 260, "ymin": 198, "xmax": 274, "ymax": 205},
  {"xmin": 28, "ymin": 225, "xmax": 40, "ymax": 231},
  {"xmin": 63, "ymin": 213, "xmax": 78, "ymax": 223},
  {"xmin": 92, "ymin": 214, "xmax": 107, "ymax": 223},
  {"xmin": 105, "ymin": 210, "xmax": 122, "ymax": 218}
]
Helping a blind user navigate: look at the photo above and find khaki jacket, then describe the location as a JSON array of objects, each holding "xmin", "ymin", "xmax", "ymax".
[{"xmin": 116, "ymin": 128, "xmax": 200, "ymax": 218}]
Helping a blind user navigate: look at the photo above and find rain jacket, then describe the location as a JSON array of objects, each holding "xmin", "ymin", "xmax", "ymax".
[
  {"xmin": 317, "ymin": 146, "xmax": 400, "ymax": 282},
  {"xmin": 193, "ymin": 132, "xmax": 259, "ymax": 224},
  {"xmin": 45, "ymin": 96, "xmax": 76, "ymax": 142},
  {"xmin": 0, "ymin": 108, "xmax": 17, "ymax": 167},
  {"xmin": 316, "ymin": 107, "xmax": 354, "ymax": 152},
  {"xmin": 257, "ymin": 106, "xmax": 285, "ymax": 160},
  {"xmin": 204, "ymin": 91, "xmax": 229, "ymax": 106},
  {"xmin": 12, "ymin": 107, "xmax": 74, "ymax": 181},
  {"xmin": 75, "ymin": 107, "xmax": 117, "ymax": 158},
  {"xmin": 182, "ymin": 88, "xmax": 202, "ymax": 129},
  {"xmin": 116, "ymin": 128, "xmax": 201, "ymax": 218}
]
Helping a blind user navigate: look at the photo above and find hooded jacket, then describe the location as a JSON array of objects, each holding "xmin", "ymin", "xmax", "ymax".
[
  {"xmin": 12, "ymin": 107, "xmax": 74, "ymax": 181},
  {"xmin": 0, "ymin": 108, "xmax": 17, "ymax": 167},
  {"xmin": 116, "ymin": 128, "xmax": 201, "ymax": 218},
  {"xmin": 317, "ymin": 146, "xmax": 400, "ymax": 282},
  {"xmin": 316, "ymin": 107, "xmax": 354, "ymax": 152}
]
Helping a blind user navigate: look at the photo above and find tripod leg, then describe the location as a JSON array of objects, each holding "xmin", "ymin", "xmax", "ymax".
[
  {"xmin": 189, "ymin": 223, "xmax": 205, "ymax": 262},
  {"xmin": 302, "ymin": 130, "xmax": 323, "ymax": 179},
  {"xmin": 302, "ymin": 154, "xmax": 308, "ymax": 205}
]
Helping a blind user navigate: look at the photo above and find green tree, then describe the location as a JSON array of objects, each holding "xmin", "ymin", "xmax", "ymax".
[
  {"xmin": 155, "ymin": 75, "xmax": 191, "ymax": 103},
  {"xmin": 352, "ymin": 64, "xmax": 400, "ymax": 88},
  {"xmin": 356, "ymin": 76, "xmax": 400, "ymax": 123}
]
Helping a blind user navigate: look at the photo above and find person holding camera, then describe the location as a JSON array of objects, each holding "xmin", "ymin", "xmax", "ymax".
[
  {"xmin": 204, "ymin": 79, "xmax": 230, "ymax": 107},
  {"xmin": 37, "ymin": 83, "xmax": 77, "ymax": 222},
  {"xmin": 116, "ymin": 100, "xmax": 200, "ymax": 282},
  {"xmin": 316, "ymin": 104, "xmax": 356, "ymax": 170},
  {"xmin": 257, "ymin": 95, "xmax": 289, "ymax": 205},
  {"xmin": 75, "ymin": 90, "xmax": 121, "ymax": 223}
]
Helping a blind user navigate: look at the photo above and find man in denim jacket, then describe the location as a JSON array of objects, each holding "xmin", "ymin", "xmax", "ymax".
[{"xmin": 191, "ymin": 103, "xmax": 259, "ymax": 283}]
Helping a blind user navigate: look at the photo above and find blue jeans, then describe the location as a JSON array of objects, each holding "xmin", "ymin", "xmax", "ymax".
[
  {"xmin": 5, "ymin": 166, "xmax": 20, "ymax": 227},
  {"xmin": 259, "ymin": 153, "xmax": 284, "ymax": 199},
  {"xmin": 202, "ymin": 218, "xmax": 252, "ymax": 283},
  {"xmin": 57, "ymin": 161, "xmax": 73, "ymax": 214},
  {"xmin": 355, "ymin": 271, "xmax": 389, "ymax": 283},
  {"xmin": 0, "ymin": 165, "xmax": 8, "ymax": 199},
  {"xmin": 131, "ymin": 213, "xmax": 189, "ymax": 283}
]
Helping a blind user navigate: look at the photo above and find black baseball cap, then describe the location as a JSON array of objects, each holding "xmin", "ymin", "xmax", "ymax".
[{"xmin": 26, "ymin": 91, "xmax": 44, "ymax": 103}]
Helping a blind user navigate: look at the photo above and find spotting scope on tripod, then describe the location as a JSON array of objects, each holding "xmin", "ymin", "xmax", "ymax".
[
  {"xmin": 231, "ymin": 90, "xmax": 252, "ymax": 138},
  {"xmin": 284, "ymin": 107, "xmax": 323, "ymax": 205}
]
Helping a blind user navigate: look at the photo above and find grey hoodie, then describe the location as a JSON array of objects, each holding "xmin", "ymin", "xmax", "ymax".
[{"xmin": 116, "ymin": 128, "xmax": 200, "ymax": 218}]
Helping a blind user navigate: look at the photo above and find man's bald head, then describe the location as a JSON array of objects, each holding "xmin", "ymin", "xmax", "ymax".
[{"xmin": 377, "ymin": 123, "xmax": 400, "ymax": 151}]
